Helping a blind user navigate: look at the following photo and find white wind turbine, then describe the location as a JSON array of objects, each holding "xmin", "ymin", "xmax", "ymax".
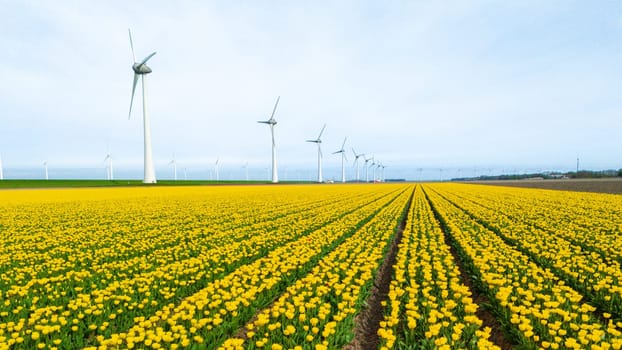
[
  {"xmin": 169, "ymin": 154, "xmax": 177, "ymax": 180},
  {"xmin": 243, "ymin": 161, "xmax": 249, "ymax": 181},
  {"xmin": 364, "ymin": 155, "xmax": 373, "ymax": 182},
  {"xmin": 214, "ymin": 158, "xmax": 220, "ymax": 181},
  {"xmin": 332, "ymin": 137, "xmax": 348, "ymax": 183},
  {"xmin": 127, "ymin": 29, "xmax": 157, "ymax": 184},
  {"xmin": 352, "ymin": 148, "xmax": 364, "ymax": 182},
  {"xmin": 258, "ymin": 96, "xmax": 280, "ymax": 183},
  {"xmin": 367, "ymin": 156, "xmax": 376, "ymax": 182},
  {"xmin": 306, "ymin": 124, "xmax": 326, "ymax": 183},
  {"xmin": 104, "ymin": 153, "xmax": 114, "ymax": 180},
  {"xmin": 43, "ymin": 161, "xmax": 49, "ymax": 180}
]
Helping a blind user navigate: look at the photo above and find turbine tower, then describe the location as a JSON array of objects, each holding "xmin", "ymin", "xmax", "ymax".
[
  {"xmin": 352, "ymin": 148, "xmax": 364, "ymax": 182},
  {"xmin": 43, "ymin": 161, "xmax": 49, "ymax": 180},
  {"xmin": 258, "ymin": 96, "xmax": 280, "ymax": 183},
  {"xmin": 243, "ymin": 161, "xmax": 249, "ymax": 181},
  {"xmin": 104, "ymin": 153, "xmax": 114, "ymax": 180},
  {"xmin": 306, "ymin": 124, "xmax": 326, "ymax": 183},
  {"xmin": 127, "ymin": 29, "xmax": 157, "ymax": 184},
  {"xmin": 169, "ymin": 154, "xmax": 177, "ymax": 180},
  {"xmin": 368, "ymin": 157, "xmax": 376, "ymax": 182},
  {"xmin": 332, "ymin": 137, "xmax": 348, "ymax": 183},
  {"xmin": 364, "ymin": 156, "xmax": 373, "ymax": 182},
  {"xmin": 214, "ymin": 158, "xmax": 220, "ymax": 181}
]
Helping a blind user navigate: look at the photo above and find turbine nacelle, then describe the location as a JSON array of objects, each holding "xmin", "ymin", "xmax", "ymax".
[
  {"xmin": 258, "ymin": 119, "xmax": 277, "ymax": 125},
  {"xmin": 132, "ymin": 62, "xmax": 153, "ymax": 74}
]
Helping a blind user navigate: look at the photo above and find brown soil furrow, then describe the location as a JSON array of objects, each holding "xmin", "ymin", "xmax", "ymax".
[
  {"xmin": 344, "ymin": 188, "xmax": 413, "ymax": 350},
  {"xmin": 424, "ymin": 188, "xmax": 515, "ymax": 350}
]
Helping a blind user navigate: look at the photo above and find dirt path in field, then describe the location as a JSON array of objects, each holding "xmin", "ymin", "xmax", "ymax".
[
  {"xmin": 344, "ymin": 188, "xmax": 413, "ymax": 350},
  {"xmin": 470, "ymin": 178, "xmax": 622, "ymax": 194},
  {"xmin": 423, "ymin": 187, "xmax": 515, "ymax": 350}
]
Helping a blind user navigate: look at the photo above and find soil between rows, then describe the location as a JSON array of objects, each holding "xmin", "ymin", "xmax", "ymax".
[{"xmin": 344, "ymin": 188, "xmax": 413, "ymax": 350}]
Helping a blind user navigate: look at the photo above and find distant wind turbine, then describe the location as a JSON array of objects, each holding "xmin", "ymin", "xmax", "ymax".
[
  {"xmin": 214, "ymin": 158, "xmax": 220, "ymax": 181},
  {"xmin": 169, "ymin": 154, "xmax": 178, "ymax": 180},
  {"xmin": 127, "ymin": 28, "xmax": 157, "ymax": 184},
  {"xmin": 104, "ymin": 153, "xmax": 114, "ymax": 180},
  {"xmin": 380, "ymin": 164, "xmax": 387, "ymax": 182},
  {"xmin": 258, "ymin": 96, "xmax": 280, "ymax": 183},
  {"xmin": 332, "ymin": 137, "xmax": 348, "ymax": 183},
  {"xmin": 43, "ymin": 161, "xmax": 49, "ymax": 180},
  {"xmin": 375, "ymin": 162, "xmax": 382, "ymax": 182},
  {"xmin": 371, "ymin": 160, "xmax": 379, "ymax": 182},
  {"xmin": 243, "ymin": 161, "xmax": 249, "ymax": 181},
  {"xmin": 364, "ymin": 156, "xmax": 372, "ymax": 183},
  {"xmin": 352, "ymin": 148, "xmax": 364, "ymax": 182},
  {"xmin": 306, "ymin": 124, "xmax": 326, "ymax": 183},
  {"xmin": 0, "ymin": 155, "xmax": 3, "ymax": 180}
]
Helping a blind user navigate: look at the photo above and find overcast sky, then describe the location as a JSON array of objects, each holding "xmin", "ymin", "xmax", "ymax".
[{"xmin": 1, "ymin": 1, "xmax": 621, "ymax": 179}]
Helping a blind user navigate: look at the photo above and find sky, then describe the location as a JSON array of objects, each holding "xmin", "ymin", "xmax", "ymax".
[{"xmin": 1, "ymin": 0, "xmax": 621, "ymax": 180}]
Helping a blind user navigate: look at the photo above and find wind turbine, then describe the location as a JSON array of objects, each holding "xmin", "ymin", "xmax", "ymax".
[
  {"xmin": 352, "ymin": 148, "xmax": 364, "ymax": 182},
  {"xmin": 43, "ymin": 161, "xmax": 49, "ymax": 180},
  {"xmin": 214, "ymin": 158, "xmax": 220, "ymax": 181},
  {"xmin": 243, "ymin": 161, "xmax": 249, "ymax": 181},
  {"xmin": 332, "ymin": 137, "xmax": 348, "ymax": 183},
  {"xmin": 183, "ymin": 167, "xmax": 187, "ymax": 181},
  {"xmin": 306, "ymin": 124, "xmax": 326, "ymax": 183},
  {"xmin": 104, "ymin": 153, "xmax": 114, "ymax": 180},
  {"xmin": 258, "ymin": 96, "xmax": 280, "ymax": 183},
  {"xmin": 364, "ymin": 156, "xmax": 372, "ymax": 182},
  {"xmin": 375, "ymin": 162, "xmax": 382, "ymax": 182},
  {"xmin": 380, "ymin": 164, "xmax": 387, "ymax": 182},
  {"xmin": 127, "ymin": 29, "xmax": 157, "ymax": 184},
  {"xmin": 169, "ymin": 154, "xmax": 177, "ymax": 180}
]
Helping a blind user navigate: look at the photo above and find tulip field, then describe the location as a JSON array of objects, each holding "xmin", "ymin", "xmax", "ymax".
[{"xmin": 0, "ymin": 183, "xmax": 621, "ymax": 349}]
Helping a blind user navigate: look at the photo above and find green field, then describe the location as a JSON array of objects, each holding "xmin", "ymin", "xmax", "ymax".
[{"xmin": 0, "ymin": 179, "xmax": 301, "ymax": 189}]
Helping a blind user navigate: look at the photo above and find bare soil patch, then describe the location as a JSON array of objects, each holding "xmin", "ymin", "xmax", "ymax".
[{"xmin": 469, "ymin": 178, "xmax": 622, "ymax": 194}]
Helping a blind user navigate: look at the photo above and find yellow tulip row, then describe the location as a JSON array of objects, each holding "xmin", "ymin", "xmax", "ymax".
[
  {"xmin": 0, "ymin": 186, "xmax": 371, "ymax": 291},
  {"xmin": 425, "ymin": 185, "xmax": 622, "ymax": 349},
  {"xmin": 0, "ymin": 185, "xmax": 405, "ymax": 349},
  {"xmin": 377, "ymin": 186, "xmax": 499, "ymax": 350},
  {"xmin": 436, "ymin": 184, "xmax": 622, "ymax": 262},
  {"xmin": 92, "ymin": 185, "xmax": 409, "ymax": 349},
  {"xmin": 217, "ymin": 185, "xmax": 413, "ymax": 350},
  {"xmin": 434, "ymin": 184, "xmax": 622, "ymax": 318}
]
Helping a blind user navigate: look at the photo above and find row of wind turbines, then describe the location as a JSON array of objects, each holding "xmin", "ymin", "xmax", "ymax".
[
  {"xmin": 108, "ymin": 30, "xmax": 388, "ymax": 184},
  {"xmin": 259, "ymin": 97, "xmax": 387, "ymax": 183}
]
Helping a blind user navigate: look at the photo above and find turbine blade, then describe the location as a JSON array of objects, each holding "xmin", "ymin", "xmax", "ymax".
[
  {"xmin": 341, "ymin": 137, "xmax": 347, "ymax": 150},
  {"xmin": 141, "ymin": 52, "xmax": 157, "ymax": 65},
  {"xmin": 270, "ymin": 96, "xmax": 280, "ymax": 120},
  {"xmin": 317, "ymin": 124, "xmax": 326, "ymax": 140},
  {"xmin": 128, "ymin": 73, "xmax": 139, "ymax": 119},
  {"xmin": 344, "ymin": 152, "xmax": 348, "ymax": 162},
  {"xmin": 319, "ymin": 146, "xmax": 323, "ymax": 158},
  {"xmin": 128, "ymin": 28, "xmax": 136, "ymax": 62}
]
